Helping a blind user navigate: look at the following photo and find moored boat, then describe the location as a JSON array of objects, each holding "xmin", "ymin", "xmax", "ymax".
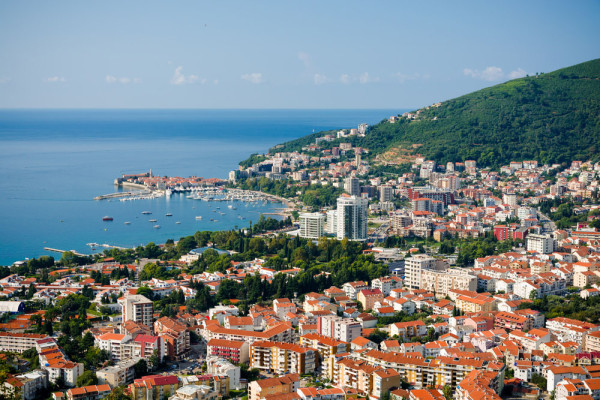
[{"xmin": 102, "ymin": 216, "xmax": 113, "ymax": 221}]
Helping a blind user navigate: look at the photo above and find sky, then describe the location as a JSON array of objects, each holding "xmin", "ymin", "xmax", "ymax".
[{"xmin": 0, "ymin": 0, "xmax": 598, "ymax": 109}]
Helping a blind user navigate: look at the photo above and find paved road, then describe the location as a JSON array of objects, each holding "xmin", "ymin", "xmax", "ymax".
[{"xmin": 536, "ymin": 210, "xmax": 557, "ymax": 232}]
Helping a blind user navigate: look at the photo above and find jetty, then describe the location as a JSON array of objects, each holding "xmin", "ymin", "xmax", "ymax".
[{"xmin": 44, "ymin": 247, "xmax": 89, "ymax": 257}]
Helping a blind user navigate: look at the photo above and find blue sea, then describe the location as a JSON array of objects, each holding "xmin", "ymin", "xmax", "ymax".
[{"xmin": 0, "ymin": 109, "xmax": 401, "ymax": 265}]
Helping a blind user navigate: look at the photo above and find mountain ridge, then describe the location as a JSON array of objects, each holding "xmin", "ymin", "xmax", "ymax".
[{"xmin": 270, "ymin": 58, "xmax": 600, "ymax": 169}]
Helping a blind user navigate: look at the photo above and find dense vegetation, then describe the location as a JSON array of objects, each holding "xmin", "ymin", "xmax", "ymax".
[
  {"xmin": 522, "ymin": 292, "xmax": 600, "ymax": 323},
  {"xmin": 274, "ymin": 59, "xmax": 600, "ymax": 168},
  {"xmin": 119, "ymin": 229, "xmax": 388, "ymax": 313},
  {"xmin": 236, "ymin": 177, "xmax": 344, "ymax": 208}
]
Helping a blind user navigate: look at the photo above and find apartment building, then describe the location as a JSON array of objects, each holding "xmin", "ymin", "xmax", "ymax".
[
  {"xmin": 299, "ymin": 213, "xmax": 325, "ymax": 239},
  {"xmin": 419, "ymin": 268, "xmax": 477, "ymax": 296},
  {"xmin": 547, "ymin": 317, "xmax": 599, "ymax": 345},
  {"xmin": 455, "ymin": 295, "xmax": 496, "ymax": 313},
  {"xmin": 120, "ymin": 294, "xmax": 153, "ymax": 327},
  {"xmin": 130, "ymin": 375, "xmax": 181, "ymax": 400},
  {"xmin": 494, "ymin": 312, "xmax": 532, "ymax": 332},
  {"xmin": 36, "ymin": 338, "xmax": 83, "ymax": 387},
  {"xmin": 5, "ymin": 370, "xmax": 48, "ymax": 400},
  {"xmin": 0, "ymin": 332, "xmax": 49, "ymax": 353},
  {"xmin": 66, "ymin": 384, "xmax": 111, "ymax": 400},
  {"xmin": 250, "ymin": 341, "xmax": 317, "ymax": 375},
  {"xmin": 248, "ymin": 374, "xmax": 300, "ymax": 400},
  {"xmin": 526, "ymin": 233, "xmax": 555, "ymax": 254},
  {"xmin": 336, "ymin": 195, "xmax": 368, "ymax": 241},
  {"xmin": 357, "ymin": 289, "xmax": 384, "ymax": 311},
  {"xmin": 342, "ymin": 281, "xmax": 369, "ymax": 300},
  {"xmin": 202, "ymin": 321, "xmax": 294, "ymax": 345},
  {"xmin": 404, "ymin": 255, "xmax": 448, "ymax": 290},
  {"xmin": 206, "ymin": 357, "xmax": 240, "ymax": 390},
  {"xmin": 389, "ymin": 320, "xmax": 427, "ymax": 340},
  {"xmin": 154, "ymin": 317, "xmax": 190, "ymax": 360},
  {"xmin": 96, "ymin": 357, "xmax": 141, "ymax": 387},
  {"xmin": 207, "ymin": 339, "xmax": 249, "ymax": 364},
  {"xmin": 300, "ymin": 333, "xmax": 349, "ymax": 359}
]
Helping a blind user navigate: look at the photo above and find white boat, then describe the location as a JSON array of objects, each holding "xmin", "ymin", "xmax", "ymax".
[
  {"xmin": 142, "ymin": 211, "xmax": 152, "ymax": 215},
  {"xmin": 228, "ymin": 205, "xmax": 234, "ymax": 209},
  {"xmin": 176, "ymin": 221, "xmax": 181, "ymax": 224},
  {"xmin": 166, "ymin": 213, "xmax": 173, "ymax": 217},
  {"xmin": 195, "ymin": 216, "xmax": 203, "ymax": 220},
  {"xmin": 165, "ymin": 189, "xmax": 172, "ymax": 196},
  {"xmin": 153, "ymin": 225, "xmax": 160, "ymax": 229},
  {"xmin": 124, "ymin": 221, "xmax": 131, "ymax": 225},
  {"xmin": 149, "ymin": 219, "xmax": 157, "ymax": 222}
]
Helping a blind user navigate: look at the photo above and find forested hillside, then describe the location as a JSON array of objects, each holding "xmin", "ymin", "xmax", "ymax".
[{"xmin": 271, "ymin": 59, "xmax": 600, "ymax": 168}]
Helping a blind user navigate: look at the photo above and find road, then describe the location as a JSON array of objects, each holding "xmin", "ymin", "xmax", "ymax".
[
  {"xmin": 369, "ymin": 218, "xmax": 390, "ymax": 241},
  {"xmin": 537, "ymin": 210, "xmax": 557, "ymax": 233}
]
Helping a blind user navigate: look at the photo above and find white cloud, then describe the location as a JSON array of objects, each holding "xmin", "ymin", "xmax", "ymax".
[
  {"xmin": 463, "ymin": 66, "xmax": 504, "ymax": 81},
  {"xmin": 298, "ymin": 52, "xmax": 311, "ymax": 69},
  {"xmin": 241, "ymin": 72, "xmax": 264, "ymax": 84},
  {"xmin": 313, "ymin": 73, "xmax": 328, "ymax": 85},
  {"xmin": 340, "ymin": 74, "xmax": 352, "ymax": 85},
  {"xmin": 359, "ymin": 72, "xmax": 379, "ymax": 84},
  {"xmin": 106, "ymin": 75, "xmax": 140, "ymax": 84},
  {"xmin": 339, "ymin": 72, "xmax": 379, "ymax": 85},
  {"xmin": 509, "ymin": 68, "xmax": 527, "ymax": 79},
  {"xmin": 44, "ymin": 76, "xmax": 66, "ymax": 83},
  {"xmin": 171, "ymin": 66, "xmax": 202, "ymax": 85},
  {"xmin": 393, "ymin": 72, "xmax": 429, "ymax": 83}
]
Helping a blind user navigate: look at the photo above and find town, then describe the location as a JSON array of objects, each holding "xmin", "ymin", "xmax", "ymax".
[{"xmin": 3, "ymin": 119, "xmax": 600, "ymax": 400}]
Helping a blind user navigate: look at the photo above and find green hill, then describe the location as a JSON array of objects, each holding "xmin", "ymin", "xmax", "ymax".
[{"xmin": 272, "ymin": 59, "xmax": 600, "ymax": 169}]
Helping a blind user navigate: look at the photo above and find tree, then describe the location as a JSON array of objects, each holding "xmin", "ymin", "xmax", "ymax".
[
  {"xmin": 104, "ymin": 386, "xmax": 131, "ymax": 400},
  {"xmin": 77, "ymin": 371, "xmax": 98, "ymax": 387},
  {"xmin": 531, "ymin": 373, "xmax": 547, "ymax": 391},
  {"xmin": 136, "ymin": 286, "xmax": 154, "ymax": 300},
  {"xmin": 529, "ymin": 290, "xmax": 538, "ymax": 300},
  {"xmin": 442, "ymin": 385, "xmax": 453, "ymax": 400},
  {"xmin": 134, "ymin": 359, "xmax": 148, "ymax": 378}
]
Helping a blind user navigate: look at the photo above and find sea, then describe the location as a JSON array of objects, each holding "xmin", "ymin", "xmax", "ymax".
[{"xmin": 0, "ymin": 109, "xmax": 402, "ymax": 265}]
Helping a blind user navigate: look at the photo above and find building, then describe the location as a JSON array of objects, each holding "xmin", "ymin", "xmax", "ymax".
[
  {"xmin": 154, "ymin": 317, "xmax": 190, "ymax": 360},
  {"xmin": 299, "ymin": 213, "xmax": 325, "ymax": 239},
  {"xmin": 419, "ymin": 268, "xmax": 477, "ymax": 296},
  {"xmin": 120, "ymin": 294, "xmax": 153, "ymax": 327},
  {"xmin": 96, "ymin": 357, "xmax": 141, "ymax": 388},
  {"xmin": 130, "ymin": 375, "xmax": 180, "ymax": 400},
  {"xmin": 326, "ymin": 210, "xmax": 338, "ymax": 235},
  {"xmin": 206, "ymin": 357, "xmax": 241, "ymax": 390},
  {"xmin": 357, "ymin": 289, "xmax": 384, "ymax": 312},
  {"xmin": 300, "ymin": 334, "xmax": 349, "ymax": 359},
  {"xmin": 379, "ymin": 186, "xmax": 393, "ymax": 202},
  {"xmin": 207, "ymin": 339, "xmax": 249, "ymax": 364},
  {"xmin": 36, "ymin": 338, "xmax": 84, "ymax": 387},
  {"xmin": 248, "ymin": 374, "xmax": 300, "ymax": 400},
  {"xmin": 526, "ymin": 234, "xmax": 555, "ymax": 254},
  {"xmin": 66, "ymin": 384, "xmax": 111, "ymax": 400},
  {"xmin": 317, "ymin": 315, "xmax": 362, "ymax": 343},
  {"xmin": 250, "ymin": 341, "xmax": 317, "ymax": 375},
  {"xmin": 0, "ymin": 301, "xmax": 24, "ymax": 314},
  {"xmin": 168, "ymin": 385, "xmax": 218, "ymax": 400},
  {"xmin": 3, "ymin": 370, "xmax": 48, "ymax": 400},
  {"xmin": 404, "ymin": 255, "xmax": 448, "ymax": 290},
  {"xmin": 0, "ymin": 332, "xmax": 49, "ymax": 353},
  {"xmin": 336, "ymin": 195, "xmax": 368, "ymax": 241},
  {"xmin": 344, "ymin": 177, "xmax": 360, "ymax": 196}
]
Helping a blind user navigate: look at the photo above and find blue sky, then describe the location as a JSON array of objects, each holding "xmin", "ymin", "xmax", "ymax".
[{"xmin": 0, "ymin": 1, "xmax": 598, "ymax": 109}]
